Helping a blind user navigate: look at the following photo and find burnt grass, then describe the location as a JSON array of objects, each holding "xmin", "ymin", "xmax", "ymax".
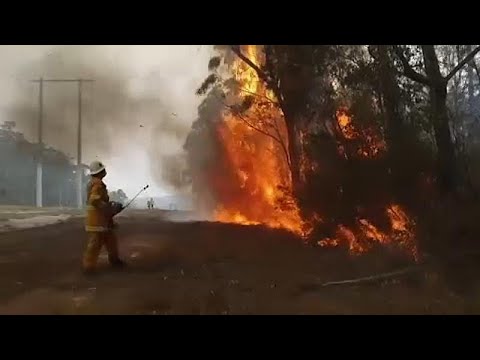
[{"xmin": 0, "ymin": 210, "xmax": 479, "ymax": 314}]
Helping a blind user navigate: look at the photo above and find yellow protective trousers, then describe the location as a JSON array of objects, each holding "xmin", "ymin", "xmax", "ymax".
[{"xmin": 82, "ymin": 231, "xmax": 120, "ymax": 271}]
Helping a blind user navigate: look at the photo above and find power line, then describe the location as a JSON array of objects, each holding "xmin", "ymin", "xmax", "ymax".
[{"xmin": 31, "ymin": 78, "xmax": 94, "ymax": 209}]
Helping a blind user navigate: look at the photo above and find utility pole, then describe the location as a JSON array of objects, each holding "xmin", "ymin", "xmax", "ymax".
[
  {"xmin": 76, "ymin": 80, "xmax": 84, "ymax": 210},
  {"xmin": 31, "ymin": 78, "xmax": 94, "ymax": 209},
  {"xmin": 35, "ymin": 78, "xmax": 43, "ymax": 207}
]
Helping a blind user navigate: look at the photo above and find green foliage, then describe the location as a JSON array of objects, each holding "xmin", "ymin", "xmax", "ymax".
[
  {"xmin": 196, "ymin": 74, "xmax": 219, "ymax": 96},
  {"xmin": 186, "ymin": 45, "xmax": 480, "ymax": 251},
  {"xmin": 208, "ymin": 56, "xmax": 222, "ymax": 71}
]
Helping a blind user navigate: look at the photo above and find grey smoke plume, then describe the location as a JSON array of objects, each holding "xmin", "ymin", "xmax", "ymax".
[{"xmin": 2, "ymin": 45, "xmax": 212, "ymax": 195}]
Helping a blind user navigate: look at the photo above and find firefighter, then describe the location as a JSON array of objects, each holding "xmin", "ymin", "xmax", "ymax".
[{"xmin": 83, "ymin": 160, "xmax": 126, "ymax": 274}]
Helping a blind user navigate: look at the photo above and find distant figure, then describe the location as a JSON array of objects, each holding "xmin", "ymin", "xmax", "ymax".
[{"xmin": 147, "ymin": 198, "xmax": 155, "ymax": 210}]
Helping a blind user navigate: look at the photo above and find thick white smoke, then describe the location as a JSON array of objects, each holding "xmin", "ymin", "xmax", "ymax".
[{"xmin": 0, "ymin": 45, "xmax": 213, "ymax": 197}]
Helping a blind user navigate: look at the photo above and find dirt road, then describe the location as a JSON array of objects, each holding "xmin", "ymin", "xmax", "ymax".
[{"xmin": 0, "ymin": 210, "xmax": 477, "ymax": 314}]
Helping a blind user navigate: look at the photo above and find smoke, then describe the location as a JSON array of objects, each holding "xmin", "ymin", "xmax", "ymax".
[{"xmin": 2, "ymin": 45, "xmax": 212, "ymax": 196}]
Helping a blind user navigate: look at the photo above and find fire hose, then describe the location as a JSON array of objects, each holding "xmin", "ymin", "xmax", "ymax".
[
  {"xmin": 123, "ymin": 184, "xmax": 150, "ymax": 210},
  {"xmin": 110, "ymin": 184, "xmax": 150, "ymax": 216}
]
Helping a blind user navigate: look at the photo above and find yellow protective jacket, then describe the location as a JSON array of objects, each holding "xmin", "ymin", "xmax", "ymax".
[{"xmin": 85, "ymin": 177, "xmax": 111, "ymax": 232}]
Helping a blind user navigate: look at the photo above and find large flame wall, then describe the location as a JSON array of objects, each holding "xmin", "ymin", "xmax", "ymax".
[{"xmin": 207, "ymin": 45, "xmax": 418, "ymax": 260}]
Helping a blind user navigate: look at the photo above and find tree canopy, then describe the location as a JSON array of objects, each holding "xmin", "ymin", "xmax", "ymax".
[{"xmin": 185, "ymin": 45, "xmax": 480, "ymax": 258}]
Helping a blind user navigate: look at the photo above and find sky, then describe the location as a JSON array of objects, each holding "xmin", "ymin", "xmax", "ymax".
[{"xmin": 0, "ymin": 45, "xmax": 213, "ymax": 198}]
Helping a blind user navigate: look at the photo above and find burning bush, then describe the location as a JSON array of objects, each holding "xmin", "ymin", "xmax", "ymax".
[{"xmin": 185, "ymin": 45, "xmax": 436, "ymax": 262}]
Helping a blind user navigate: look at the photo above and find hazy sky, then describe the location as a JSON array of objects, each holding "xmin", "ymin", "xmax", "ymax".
[{"xmin": 0, "ymin": 45, "xmax": 213, "ymax": 198}]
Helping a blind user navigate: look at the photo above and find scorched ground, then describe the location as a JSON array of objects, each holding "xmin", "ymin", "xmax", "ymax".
[{"xmin": 0, "ymin": 209, "xmax": 477, "ymax": 315}]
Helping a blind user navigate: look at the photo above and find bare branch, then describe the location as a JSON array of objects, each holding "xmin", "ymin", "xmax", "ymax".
[
  {"xmin": 446, "ymin": 45, "xmax": 480, "ymax": 82},
  {"xmin": 271, "ymin": 117, "xmax": 292, "ymax": 169},
  {"xmin": 393, "ymin": 46, "xmax": 431, "ymax": 86},
  {"xmin": 230, "ymin": 45, "xmax": 285, "ymax": 110},
  {"xmin": 236, "ymin": 113, "xmax": 288, "ymax": 155},
  {"xmin": 233, "ymin": 44, "xmax": 294, "ymax": 121},
  {"xmin": 239, "ymin": 87, "xmax": 278, "ymax": 105},
  {"xmin": 227, "ymin": 45, "xmax": 295, "ymax": 174},
  {"xmin": 213, "ymin": 93, "xmax": 291, "ymax": 169},
  {"xmin": 214, "ymin": 93, "xmax": 284, "ymax": 147},
  {"xmin": 319, "ymin": 265, "xmax": 423, "ymax": 287},
  {"xmin": 230, "ymin": 45, "xmax": 270, "ymax": 84}
]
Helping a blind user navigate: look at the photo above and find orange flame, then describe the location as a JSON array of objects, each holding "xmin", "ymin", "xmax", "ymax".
[
  {"xmin": 209, "ymin": 45, "xmax": 417, "ymax": 260},
  {"xmin": 318, "ymin": 204, "xmax": 418, "ymax": 261},
  {"xmin": 337, "ymin": 109, "xmax": 356, "ymax": 140},
  {"xmin": 336, "ymin": 108, "xmax": 386, "ymax": 158},
  {"xmin": 213, "ymin": 45, "xmax": 310, "ymax": 236}
]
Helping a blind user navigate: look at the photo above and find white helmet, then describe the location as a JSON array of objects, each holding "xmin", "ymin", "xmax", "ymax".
[{"xmin": 89, "ymin": 160, "xmax": 106, "ymax": 175}]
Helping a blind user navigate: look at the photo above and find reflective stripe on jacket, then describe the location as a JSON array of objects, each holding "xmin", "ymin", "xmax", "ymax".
[{"xmin": 85, "ymin": 177, "xmax": 110, "ymax": 232}]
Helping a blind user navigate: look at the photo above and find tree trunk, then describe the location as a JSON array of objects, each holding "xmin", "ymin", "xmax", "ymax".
[
  {"xmin": 268, "ymin": 45, "xmax": 316, "ymax": 194},
  {"xmin": 376, "ymin": 45, "xmax": 408, "ymax": 198},
  {"xmin": 235, "ymin": 45, "xmax": 337, "ymax": 197},
  {"xmin": 283, "ymin": 111, "xmax": 302, "ymax": 192},
  {"xmin": 422, "ymin": 45, "xmax": 457, "ymax": 193},
  {"xmin": 431, "ymin": 84, "xmax": 456, "ymax": 192},
  {"xmin": 466, "ymin": 45, "xmax": 475, "ymax": 111},
  {"xmin": 395, "ymin": 45, "xmax": 480, "ymax": 194},
  {"xmin": 376, "ymin": 46, "xmax": 402, "ymax": 156}
]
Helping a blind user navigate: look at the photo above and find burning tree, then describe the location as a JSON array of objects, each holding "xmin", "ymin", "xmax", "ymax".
[
  {"xmin": 185, "ymin": 45, "xmax": 480, "ymax": 261},
  {"xmin": 187, "ymin": 45, "xmax": 308, "ymax": 235}
]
